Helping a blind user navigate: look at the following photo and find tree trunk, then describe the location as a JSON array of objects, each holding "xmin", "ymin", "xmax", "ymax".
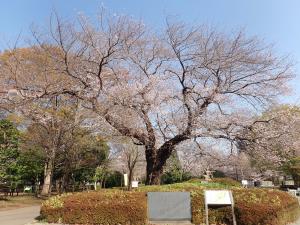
[
  {"xmin": 145, "ymin": 145, "xmax": 157, "ymax": 185},
  {"xmin": 128, "ymin": 168, "xmax": 134, "ymax": 191},
  {"xmin": 61, "ymin": 170, "xmax": 70, "ymax": 193},
  {"xmin": 145, "ymin": 135, "xmax": 189, "ymax": 185},
  {"xmin": 41, "ymin": 158, "xmax": 54, "ymax": 196},
  {"xmin": 34, "ymin": 176, "xmax": 40, "ymax": 197},
  {"xmin": 150, "ymin": 168, "xmax": 164, "ymax": 185},
  {"xmin": 145, "ymin": 147, "xmax": 170, "ymax": 185}
]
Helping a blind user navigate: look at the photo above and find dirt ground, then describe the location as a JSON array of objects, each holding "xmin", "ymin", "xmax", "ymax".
[{"xmin": 0, "ymin": 195, "xmax": 44, "ymax": 211}]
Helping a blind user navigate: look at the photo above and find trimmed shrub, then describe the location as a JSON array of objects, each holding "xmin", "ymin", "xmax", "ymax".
[
  {"xmin": 41, "ymin": 182, "xmax": 300, "ymax": 225},
  {"xmin": 191, "ymin": 188, "xmax": 300, "ymax": 225},
  {"xmin": 41, "ymin": 190, "xmax": 147, "ymax": 225},
  {"xmin": 138, "ymin": 182, "xmax": 299, "ymax": 225}
]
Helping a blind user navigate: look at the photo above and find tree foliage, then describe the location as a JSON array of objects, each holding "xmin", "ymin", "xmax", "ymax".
[
  {"xmin": 0, "ymin": 119, "xmax": 20, "ymax": 186},
  {"xmin": 282, "ymin": 157, "xmax": 300, "ymax": 186},
  {"xmin": 238, "ymin": 105, "xmax": 300, "ymax": 175}
]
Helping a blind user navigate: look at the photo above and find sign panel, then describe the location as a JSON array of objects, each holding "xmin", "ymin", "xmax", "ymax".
[
  {"xmin": 147, "ymin": 192, "xmax": 192, "ymax": 221},
  {"xmin": 284, "ymin": 180, "xmax": 295, "ymax": 186},
  {"xmin": 261, "ymin": 181, "xmax": 274, "ymax": 187},
  {"xmin": 288, "ymin": 189, "xmax": 297, "ymax": 197},
  {"xmin": 131, "ymin": 181, "xmax": 139, "ymax": 188},
  {"xmin": 205, "ymin": 190, "xmax": 232, "ymax": 205},
  {"xmin": 242, "ymin": 180, "xmax": 248, "ymax": 185}
]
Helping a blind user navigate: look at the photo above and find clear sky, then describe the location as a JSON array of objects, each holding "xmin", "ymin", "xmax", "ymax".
[{"xmin": 1, "ymin": 0, "xmax": 300, "ymax": 103}]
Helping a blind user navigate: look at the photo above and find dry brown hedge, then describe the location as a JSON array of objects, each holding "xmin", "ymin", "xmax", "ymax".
[
  {"xmin": 41, "ymin": 191, "xmax": 147, "ymax": 225},
  {"xmin": 41, "ymin": 187, "xmax": 300, "ymax": 225},
  {"xmin": 191, "ymin": 189, "xmax": 300, "ymax": 225}
]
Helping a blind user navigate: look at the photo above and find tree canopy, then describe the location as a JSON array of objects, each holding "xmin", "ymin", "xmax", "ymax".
[{"xmin": 0, "ymin": 11, "xmax": 295, "ymax": 184}]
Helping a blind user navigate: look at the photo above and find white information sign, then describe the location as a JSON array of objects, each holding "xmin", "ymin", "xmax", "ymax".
[
  {"xmin": 124, "ymin": 174, "xmax": 128, "ymax": 186},
  {"xmin": 242, "ymin": 180, "xmax": 248, "ymax": 185},
  {"xmin": 288, "ymin": 189, "xmax": 297, "ymax": 197},
  {"xmin": 261, "ymin": 181, "xmax": 273, "ymax": 187},
  {"xmin": 131, "ymin": 181, "xmax": 139, "ymax": 188},
  {"xmin": 204, "ymin": 190, "xmax": 236, "ymax": 225},
  {"xmin": 205, "ymin": 190, "xmax": 232, "ymax": 205},
  {"xmin": 284, "ymin": 180, "xmax": 295, "ymax": 186}
]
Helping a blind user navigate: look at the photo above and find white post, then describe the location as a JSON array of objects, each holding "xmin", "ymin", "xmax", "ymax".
[
  {"xmin": 205, "ymin": 201, "xmax": 209, "ymax": 225},
  {"xmin": 124, "ymin": 174, "xmax": 128, "ymax": 187},
  {"xmin": 230, "ymin": 191, "xmax": 237, "ymax": 225}
]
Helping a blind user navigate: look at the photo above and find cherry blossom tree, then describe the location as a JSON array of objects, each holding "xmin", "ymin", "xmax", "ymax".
[
  {"xmin": 0, "ymin": 11, "xmax": 294, "ymax": 184},
  {"xmin": 237, "ymin": 105, "xmax": 300, "ymax": 172}
]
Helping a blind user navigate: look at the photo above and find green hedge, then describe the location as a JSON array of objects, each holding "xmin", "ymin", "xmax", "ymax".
[{"xmin": 41, "ymin": 183, "xmax": 300, "ymax": 225}]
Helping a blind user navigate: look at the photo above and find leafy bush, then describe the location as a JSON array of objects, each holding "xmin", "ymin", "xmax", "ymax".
[
  {"xmin": 161, "ymin": 159, "xmax": 192, "ymax": 184},
  {"xmin": 161, "ymin": 170, "xmax": 192, "ymax": 184},
  {"xmin": 41, "ymin": 190, "xmax": 147, "ymax": 225},
  {"xmin": 105, "ymin": 171, "xmax": 123, "ymax": 188},
  {"xmin": 41, "ymin": 181, "xmax": 300, "ymax": 225},
  {"xmin": 43, "ymin": 195, "xmax": 64, "ymax": 208},
  {"xmin": 213, "ymin": 170, "xmax": 226, "ymax": 178}
]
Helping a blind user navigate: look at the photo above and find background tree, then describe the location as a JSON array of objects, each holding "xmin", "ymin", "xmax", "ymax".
[
  {"xmin": 0, "ymin": 119, "xmax": 21, "ymax": 193},
  {"xmin": 55, "ymin": 133, "xmax": 109, "ymax": 192},
  {"xmin": 237, "ymin": 105, "xmax": 300, "ymax": 175},
  {"xmin": 17, "ymin": 147, "xmax": 44, "ymax": 196},
  {"xmin": 21, "ymin": 106, "xmax": 110, "ymax": 195},
  {"xmin": 161, "ymin": 154, "xmax": 192, "ymax": 184},
  {"xmin": 282, "ymin": 157, "xmax": 300, "ymax": 186},
  {"xmin": 119, "ymin": 143, "xmax": 144, "ymax": 190},
  {"xmin": 93, "ymin": 164, "xmax": 109, "ymax": 190}
]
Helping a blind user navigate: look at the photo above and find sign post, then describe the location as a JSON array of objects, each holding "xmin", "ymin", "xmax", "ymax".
[
  {"xmin": 124, "ymin": 174, "xmax": 128, "ymax": 187},
  {"xmin": 204, "ymin": 190, "xmax": 237, "ymax": 225}
]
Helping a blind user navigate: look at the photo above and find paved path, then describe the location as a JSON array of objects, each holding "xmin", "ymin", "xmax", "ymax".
[
  {"xmin": 0, "ymin": 206, "xmax": 40, "ymax": 225},
  {"xmin": 290, "ymin": 217, "xmax": 300, "ymax": 225}
]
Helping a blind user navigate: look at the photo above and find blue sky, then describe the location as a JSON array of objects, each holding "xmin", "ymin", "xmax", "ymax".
[{"xmin": 1, "ymin": 0, "xmax": 300, "ymax": 103}]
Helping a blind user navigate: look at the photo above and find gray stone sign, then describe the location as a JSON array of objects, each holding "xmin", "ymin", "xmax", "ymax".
[
  {"xmin": 147, "ymin": 192, "xmax": 192, "ymax": 221},
  {"xmin": 284, "ymin": 180, "xmax": 295, "ymax": 186},
  {"xmin": 261, "ymin": 181, "xmax": 274, "ymax": 187}
]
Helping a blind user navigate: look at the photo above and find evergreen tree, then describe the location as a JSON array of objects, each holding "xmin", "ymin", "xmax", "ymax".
[{"xmin": 0, "ymin": 119, "xmax": 20, "ymax": 189}]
